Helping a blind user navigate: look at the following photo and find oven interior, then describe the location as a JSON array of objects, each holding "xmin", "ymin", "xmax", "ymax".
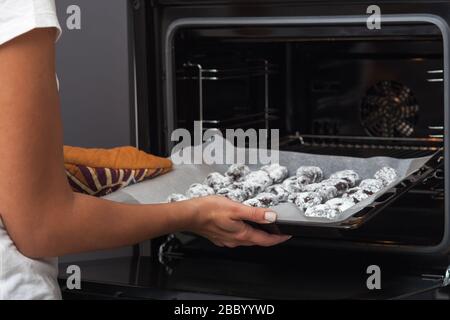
[{"xmin": 171, "ymin": 22, "xmax": 445, "ymax": 248}]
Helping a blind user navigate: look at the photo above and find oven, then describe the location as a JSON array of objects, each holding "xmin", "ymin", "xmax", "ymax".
[{"xmin": 113, "ymin": 0, "xmax": 450, "ymax": 299}]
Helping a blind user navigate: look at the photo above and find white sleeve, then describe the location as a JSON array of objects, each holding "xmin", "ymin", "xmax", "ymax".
[{"xmin": 0, "ymin": 0, "xmax": 62, "ymax": 46}]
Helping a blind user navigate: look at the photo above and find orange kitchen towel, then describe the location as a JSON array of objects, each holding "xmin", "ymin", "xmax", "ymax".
[{"xmin": 64, "ymin": 146, "xmax": 172, "ymax": 196}]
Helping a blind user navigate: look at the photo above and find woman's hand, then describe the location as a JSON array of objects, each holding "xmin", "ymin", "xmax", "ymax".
[{"xmin": 185, "ymin": 196, "xmax": 291, "ymax": 248}]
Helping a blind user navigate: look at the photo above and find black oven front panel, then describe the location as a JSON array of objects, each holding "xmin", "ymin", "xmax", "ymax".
[{"xmin": 131, "ymin": 0, "xmax": 450, "ymax": 256}]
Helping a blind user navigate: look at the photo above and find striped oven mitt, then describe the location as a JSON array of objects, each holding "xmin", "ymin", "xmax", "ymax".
[{"xmin": 64, "ymin": 145, "xmax": 172, "ymax": 197}]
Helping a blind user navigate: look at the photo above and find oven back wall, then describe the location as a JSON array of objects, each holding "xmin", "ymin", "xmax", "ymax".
[{"xmin": 55, "ymin": 0, "xmax": 135, "ymax": 262}]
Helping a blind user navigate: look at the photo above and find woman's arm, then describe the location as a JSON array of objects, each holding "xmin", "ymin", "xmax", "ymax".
[{"xmin": 0, "ymin": 28, "xmax": 289, "ymax": 259}]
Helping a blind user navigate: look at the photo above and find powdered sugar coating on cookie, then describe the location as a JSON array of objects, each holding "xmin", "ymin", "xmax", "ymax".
[
  {"xmin": 359, "ymin": 178, "xmax": 384, "ymax": 194},
  {"xmin": 243, "ymin": 198, "xmax": 263, "ymax": 208},
  {"xmin": 296, "ymin": 166, "xmax": 323, "ymax": 185},
  {"xmin": 292, "ymin": 192, "xmax": 323, "ymax": 211},
  {"xmin": 243, "ymin": 170, "xmax": 273, "ymax": 193},
  {"xmin": 343, "ymin": 187, "xmax": 371, "ymax": 203},
  {"xmin": 301, "ymin": 182, "xmax": 324, "ymax": 193},
  {"xmin": 321, "ymin": 178, "xmax": 349, "ymax": 196},
  {"xmin": 255, "ymin": 192, "xmax": 280, "ymax": 208},
  {"xmin": 166, "ymin": 193, "xmax": 188, "ymax": 203},
  {"xmin": 329, "ymin": 170, "xmax": 359, "ymax": 187},
  {"xmin": 261, "ymin": 163, "xmax": 289, "ymax": 184},
  {"xmin": 374, "ymin": 167, "xmax": 398, "ymax": 186},
  {"xmin": 265, "ymin": 184, "xmax": 290, "ymax": 202},
  {"xmin": 282, "ymin": 176, "xmax": 303, "ymax": 194},
  {"xmin": 186, "ymin": 183, "xmax": 215, "ymax": 198},
  {"xmin": 315, "ymin": 185, "xmax": 338, "ymax": 202},
  {"xmin": 232, "ymin": 181, "xmax": 259, "ymax": 199},
  {"xmin": 325, "ymin": 197, "xmax": 355, "ymax": 213},
  {"xmin": 217, "ymin": 188, "xmax": 248, "ymax": 202},
  {"xmin": 225, "ymin": 164, "xmax": 251, "ymax": 181},
  {"xmin": 305, "ymin": 204, "xmax": 339, "ymax": 219},
  {"xmin": 204, "ymin": 172, "xmax": 233, "ymax": 192}
]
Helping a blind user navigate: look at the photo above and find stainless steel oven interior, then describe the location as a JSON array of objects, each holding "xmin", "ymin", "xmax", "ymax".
[{"xmin": 159, "ymin": 15, "xmax": 449, "ymax": 254}]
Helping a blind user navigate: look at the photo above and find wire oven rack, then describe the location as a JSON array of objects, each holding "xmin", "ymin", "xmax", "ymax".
[
  {"xmin": 176, "ymin": 60, "xmax": 278, "ymax": 132},
  {"xmin": 280, "ymin": 134, "xmax": 443, "ymax": 158}
]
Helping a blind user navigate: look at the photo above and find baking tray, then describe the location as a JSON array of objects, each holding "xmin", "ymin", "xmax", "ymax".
[{"xmin": 103, "ymin": 137, "xmax": 442, "ymax": 231}]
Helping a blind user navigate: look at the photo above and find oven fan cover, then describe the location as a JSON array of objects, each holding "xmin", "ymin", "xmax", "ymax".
[{"xmin": 361, "ymin": 81, "xmax": 419, "ymax": 137}]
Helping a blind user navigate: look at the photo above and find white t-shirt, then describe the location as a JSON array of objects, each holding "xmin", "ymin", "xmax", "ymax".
[{"xmin": 0, "ymin": 0, "xmax": 62, "ymax": 300}]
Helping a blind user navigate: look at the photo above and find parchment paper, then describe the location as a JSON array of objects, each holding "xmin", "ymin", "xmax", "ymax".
[{"xmin": 103, "ymin": 136, "xmax": 434, "ymax": 226}]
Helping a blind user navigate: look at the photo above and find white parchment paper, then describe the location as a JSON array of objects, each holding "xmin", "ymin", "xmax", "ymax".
[{"xmin": 103, "ymin": 136, "xmax": 434, "ymax": 226}]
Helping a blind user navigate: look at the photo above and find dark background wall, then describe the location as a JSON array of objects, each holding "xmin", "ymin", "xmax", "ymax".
[
  {"xmin": 55, "ymin": 0, "xmax": 135, "ymax": 262},
  {"xmin": 55, "ymin": 0, "xmax": 134, "ymax": 148}
]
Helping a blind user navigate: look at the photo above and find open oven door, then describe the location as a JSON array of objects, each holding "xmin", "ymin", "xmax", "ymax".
[{"xmin": 58, "ymin": 236, "xmax": 450, "ymax": 300}]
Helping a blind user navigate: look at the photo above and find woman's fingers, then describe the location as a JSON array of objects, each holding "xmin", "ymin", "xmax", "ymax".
[
  {"xmin": 236, "ymin": 223, "xmax": 291, "ymax": 247},
  {"xmin": 210, "ymin": 220, "xmax": 291, "ymax": 247},
  {"xmin": 192, "ymin": 196, "xmax": 292, "ymax": 248},
  {"xmin": 228, "ymin": 202, "xmax": 292, "ymax": 246},
  {"xmin": 233, "ymin": 204, "xmax": 278, "ymax": 224},
  {"xmin": 221, "ymin": 220, "xmax": 290, "ymax": 247}
]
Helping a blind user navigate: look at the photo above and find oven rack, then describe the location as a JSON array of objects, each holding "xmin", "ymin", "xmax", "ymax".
[
  {"xmin": 177, "ymin": 111, "xmax": 280, "ymax": 131},
  {"xmin": 176, "ymin": 59, "xmax": 278, "ymax": 131},
  {"xmin": 278, "ymin": 134, "xmax": 445, "ymax": 199},
  {"xmin": 202, "ymin": 110, "xmax": 279, "ymax": 130},
  {"xmin": 176, "ymin": 61, "xmax": 278, "ymax": 81},
  {"xmin": 280, "ymin": 134, "xmax": 442, "ymax": 158}
]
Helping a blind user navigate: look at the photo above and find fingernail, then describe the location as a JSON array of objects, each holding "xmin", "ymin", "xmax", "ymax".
[{"xmin": 264, "ymin": 211, "xmax": 277, "ymax": 223}]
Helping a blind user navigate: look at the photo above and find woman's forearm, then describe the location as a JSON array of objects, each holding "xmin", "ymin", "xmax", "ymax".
[
  {"xmin": 26, "ymin": 192, "xmax": 199, "ymax": 258},
  {"xmin": 0, "ymin": 28, "xmax": 199, "ymax": 258}
]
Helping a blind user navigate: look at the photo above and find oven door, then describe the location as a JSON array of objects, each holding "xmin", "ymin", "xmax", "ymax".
[{"xmin": 58, "ymin": 240, "xmax": 450, "ymax": 299}]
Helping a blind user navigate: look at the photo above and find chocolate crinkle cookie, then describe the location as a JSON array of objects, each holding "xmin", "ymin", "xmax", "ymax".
[
  {"xmin": 186, "ymin": 183, "xmax": 215, "ymax": 198},
  {"xmin": 296, "ymin": 181, "xmax": 335, "ymax": 199},
  {"xmin": 265, "ymin": 184, "xmax": 290, "ymax": 202},
  {"xmin": 204, "ymin": 172, "xmax": 232, "ymax": 191},
  {"xmin": 329, "ymin": 170, "xmax": 359, "ymax": 188},
  {"xmin": 359, "ymin": 178, "xmax": 384, "ymax": 194},
  {"xmin": 232, "ymin": 181, "xmax": 259, "ymax": 199},
  {"xmin": 254, "ymin": 192, "xmax": 280, "ymax": 208},
  {"xmin": 216, "ymin": 187, "xmax": 248, "ymax": 202},
  {"xmin": 243, "ymin": 170, "xmax": 273, "ymax": 192},
  {"xmin": 374, "ymin": 167, "xmax": 398, "ymax": 186},
  {"xmin": 321, "ymin": 178, "xmax": 349, "ymax": 196},
  {"xmin": 287, "ymin": 192, "xmax": 298, "ymax": 203},
  {"xmin": 296, "ymin": 166, "xmax": 323, "ymax": 186},
  {"xmin": 261, "ymin": 163, "xmax": 289, "ymax": 184},
  {"xmin": 166, "ymin": 193, "xmax": 188, "ymax": 203},
  {"xmin": 304, "ymin": 204, "xmax": 339, "ymax": 219},
  {"xmin": 243, "ymin": 198, "xmax": 263, "ymax": 208},
  {"xmin": 325, "ymin": 197, "xmax": 355, "ymax": 213},
  {"xmin": 225, "ymin": 164, "xmax": 251, "ymax": 181},
  {"xmin": 292, "ymin": 192, "xmax": 323, "ymax": 211},
  {"xmin": 282, "ymin": 176, "xmax": 303, "ymax": 194},
  {"xmin": 343, "ymin": 187, "xmax": 371, "ymax": 203},
  {"xmin": 301, "ymin": 182, "xmax": 324, "ymax": 193},
  {"xmin": 315, "ymin": 185, "xmax": 338, "ymax": 202}
]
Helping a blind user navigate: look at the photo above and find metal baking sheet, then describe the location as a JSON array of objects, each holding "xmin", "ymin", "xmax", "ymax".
[{"xmin": 103, "ymin": 137, "xmax": 435, "ymax": 227}]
